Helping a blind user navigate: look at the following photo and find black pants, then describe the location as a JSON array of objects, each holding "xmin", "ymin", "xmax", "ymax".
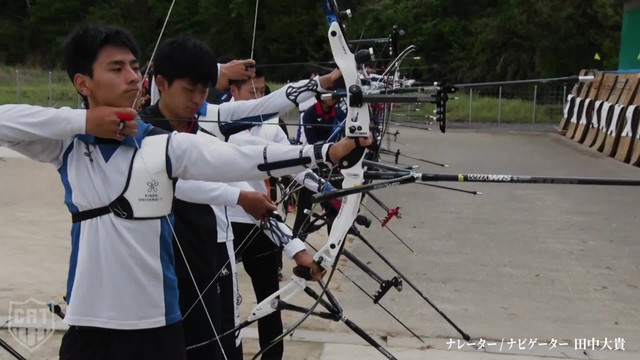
[
  {"xmin": 59, "ymin": 322, "xmax": 186, "ymax": 360},
  {"xmin": 232, "ymin": 222, "xmax": 283, "ymax": 360},
  {"xmin": 215, "ymin": 241, "xmax": 244, "ymax": 360},
  {"xmin": 179, "ymin": 275, "xmax": 223, "ymax": 360},
  {"xmin": 292, "ymin": 187, "xmax": 314, "ymax": 237},
  {"xmin": 179, "ymin": 243, "xmax": 242, "ymax": 360}
]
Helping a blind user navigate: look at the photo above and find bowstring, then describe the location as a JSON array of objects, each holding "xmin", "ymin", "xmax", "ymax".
[
  {"xmin": 367, "ymin": 46, "xmax": 417, "ymax": 163},
  {"xmin": 253, "ymin": 3, "xmax": 359, "ymax": 356},
  {"xmin": 129, "ymin": 1, "xmax": 228, "ymax": 358},
  {"xmin": 187, "ymin": 0, "xmax": 348, "ymax": 354},
  {"xmin": 182, "ymin": 0, "xmax": 285, "ymax": 339}
]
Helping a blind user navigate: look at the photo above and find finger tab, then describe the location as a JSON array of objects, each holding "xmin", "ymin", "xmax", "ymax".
[{"xmin": 117, "ymin": 112, "xmax": 136, "ymax": 121}]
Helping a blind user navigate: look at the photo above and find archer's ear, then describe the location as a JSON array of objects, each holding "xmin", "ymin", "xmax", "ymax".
[
  {"xmin": 155, "ymin": 75, "xmax": 169, "ymax": 93},
  {"xmin": 73, "ymin": 74, "xmax": 91, "ymax": 97},
  {"xmin": 229, "ymin": 84, "xmax": 240, "ymax": 99}
]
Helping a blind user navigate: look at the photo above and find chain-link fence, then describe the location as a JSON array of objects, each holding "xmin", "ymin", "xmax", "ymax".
[
  {"xmin": 0, "ymin": 67, "xmax": 80, "ymax": 108},
  {"xmin": 392, "ymin": 82, "xmax": 572, "ymax": 124}
]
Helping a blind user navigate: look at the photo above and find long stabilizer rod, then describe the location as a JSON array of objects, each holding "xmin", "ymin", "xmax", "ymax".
[{"xmin": 314, "ymin": 172, "xmax": 640, "ymax": 202}]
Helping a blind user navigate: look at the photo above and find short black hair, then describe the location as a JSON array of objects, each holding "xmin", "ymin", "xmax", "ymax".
[
  {"xmin": 154, "ymin": 36, "xmax": 217, "ymax": 87},
  {"xmin": 217, "ymin": 54, "xmax": 236, "ymax": 64},
  {"xmin": 229, "ymin": 68, "xmax": 264, "ymax": 89},
  {"xmin": 62, "ymin": 25, "xmax": 140, "ymax": 108},
  {"xmin": 63, "ymin": 25, "xmax": 140, "ymax": 81}
]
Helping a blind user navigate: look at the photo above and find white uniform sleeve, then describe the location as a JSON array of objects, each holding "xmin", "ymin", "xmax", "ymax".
[
  {"xmin": 174, "ymin": 179, "xmax": 241, "ymax": 206},
  {"xmin": 198, "ymin": 77, "xmax": 324, "ymax": 139},
  {"xmin": 227, "ymin": 131, "xmax": 275, "ymax": 146},
  {"xmin": 0, "ymin": 105, "xmax": 85, "ymax": 165},
  {"xmin": 218, "ymin": 77, "xmax": 324, "ymax": 123},
  {"xmin": 283, "ymin": 238, "xmax": 306, "ymax": 259},
  {"xmin": 227, "ymin": 117, "xmax": 290, "ymax": 147},
  {"xmin": 0, "ymin": 105, "xmax": 85, "ymax": 141},
  {"xmin": 229, "ymin": 125, "xmax": 328, "ymax": 192},
  {"xmin": 167, "ymin": 131, "xmax": 331, "ymax": 182},
  {"xmin": 273, "ymin": 124, "xmax": 290, "ymax": 145},
  {"xmin": 298, "ymin": 97, "xmax": 317, "ymax": 113}
]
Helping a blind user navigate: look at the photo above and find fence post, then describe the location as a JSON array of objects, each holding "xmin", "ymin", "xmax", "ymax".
[
  {"xmin": 468, "ymin": 88, "xmax": 473, "ymax": 123},
  {"xmin": 562, "ymin": 85, "xmax": 567, "ymax": 109},
  {"xmin": 16, "ymin": 69, "xmax": 20, "ymax": 103},
  {"xmin": 48, "ymin": 71, "xmax": 53, "ymax": 107},
  {"xmin": 498, "ymin": 86, "xmax": 502, "ymax": 124},
  {"xmin": 532, "ymin": 85, "xmax": 538, "ymax": 124}
]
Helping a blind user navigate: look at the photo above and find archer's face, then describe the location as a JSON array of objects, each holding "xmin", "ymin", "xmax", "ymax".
[
  {"xmin": 75, "ymin": 45, "xmax": 142, "ymax": 108},
  {"xmin": 231, "ymin": 77, "xmax": 266, "ymax": 101},
  {"xmin": 157, "ymin": 77, "xmax": 209, "ymax": 119}
]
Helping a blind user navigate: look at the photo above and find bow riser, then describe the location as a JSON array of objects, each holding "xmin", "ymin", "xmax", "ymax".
[
  {"xmin": 328, "ymin": 22, "xmax": 370, "ymax": 138},
  {"xmin": 317, "ymin": 20, "xmax": 369, "ymax": 266},
  {"xmin": 314, "ymin": 182, "xmax": 362, "ymax": 265},
  {"xmin": 248, "ymin": 4, "xmax": 401, "ymax": 359},
  {"xmin": 248, "ymin": 18, "xmax": 369, "ymax": 323}
]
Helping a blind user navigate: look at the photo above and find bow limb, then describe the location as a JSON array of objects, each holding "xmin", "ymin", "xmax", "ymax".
[
  {"xmin": 313, "ymin": 16, "xmax": 370, "ymax": 267},
  {"xmin": 251, "ymin": 3, "xmax": 371, "ymax": 358}
]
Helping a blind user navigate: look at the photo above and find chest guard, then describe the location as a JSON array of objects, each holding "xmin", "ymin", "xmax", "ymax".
[{"xmin": 71, "ymin": 134, "xmax": 174, "ymax": 223}]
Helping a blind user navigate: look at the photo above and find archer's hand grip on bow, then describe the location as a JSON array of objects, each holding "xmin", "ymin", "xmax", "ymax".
[
  {"xmin": 293, "ymin": 262, "xmax": 326, "ymax": 282},
  {"xmin": 336, "ymin": 143, "xmax": 366, "ymax": 169}
]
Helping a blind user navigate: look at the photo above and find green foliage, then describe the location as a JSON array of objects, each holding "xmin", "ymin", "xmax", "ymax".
[{"xmin": 0, "ymin": 0, "xmax": 624, "ymax": 84}]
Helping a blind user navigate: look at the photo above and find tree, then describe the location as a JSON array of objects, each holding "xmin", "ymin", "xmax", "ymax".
[{"xmin": 0, "ymin": 0, "xmax": 624, "ymax": 82}]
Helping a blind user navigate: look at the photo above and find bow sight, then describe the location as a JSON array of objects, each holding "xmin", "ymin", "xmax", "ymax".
[
  {"xmin": 348, "ymin": 24, "xmax": 405, "ymax": 59},
  {"xmin": 321, "ymin": 81, "xmax": 458, "ymax": 134}
]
